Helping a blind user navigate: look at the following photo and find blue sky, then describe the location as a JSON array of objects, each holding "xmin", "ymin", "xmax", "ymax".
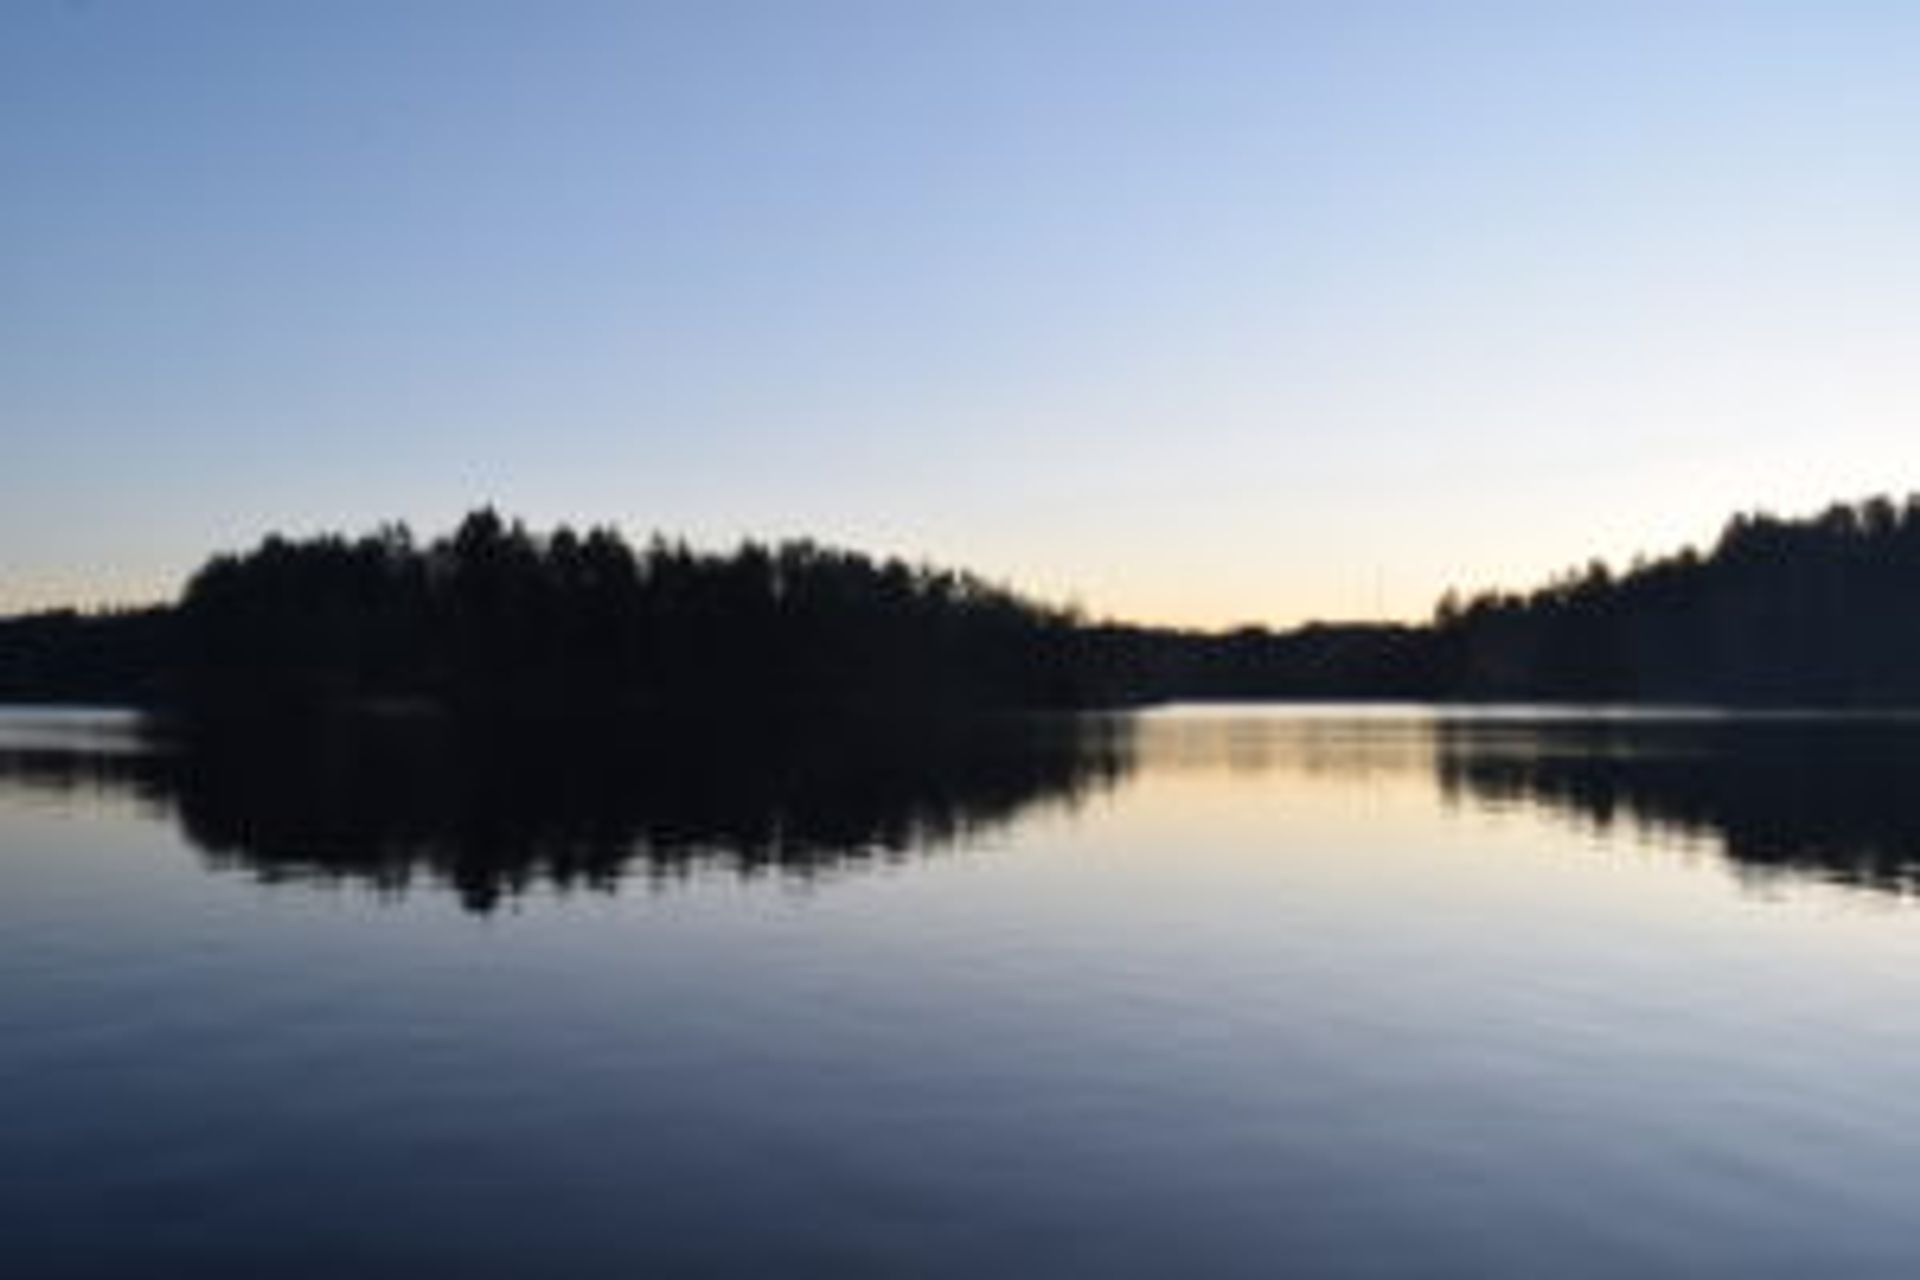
[{"xmin": 5, "ymin": 2, "xmax": 1918, "ymax": 624}]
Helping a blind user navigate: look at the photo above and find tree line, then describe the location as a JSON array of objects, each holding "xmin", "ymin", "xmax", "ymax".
[
  {"xmin": 9, "ymin": 495, "xmax": 1920, "ymax": 712},
  {"xmin": 0, "ymin": 510, "xmax": 1436, "ymax": 713},
  {"xmin": 1432, "ymin": 495, "xmax": 1920, "ymax": 703},
  {"xmin": 173, "ymin": 509, "xmax": 1088, "ymax": 714}
]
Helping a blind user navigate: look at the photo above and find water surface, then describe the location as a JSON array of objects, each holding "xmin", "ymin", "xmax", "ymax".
[{"xmin": 6, "ymin": 705, "xmax": 1920, "ymax": 1277}]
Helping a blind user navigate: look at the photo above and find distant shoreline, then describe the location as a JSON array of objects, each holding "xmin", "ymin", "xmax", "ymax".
[{"xmin": 11, "ymin": 495, "xmax": 1920, "ymax": 711}]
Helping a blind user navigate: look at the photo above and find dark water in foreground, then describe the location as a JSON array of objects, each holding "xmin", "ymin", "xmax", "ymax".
[{"xmin": 8, "ymin": 705, "xmax": 1920, "ymax": 1277}]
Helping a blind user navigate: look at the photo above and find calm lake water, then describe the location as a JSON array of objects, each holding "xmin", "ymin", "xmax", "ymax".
[{"xmin": 7, "ymin": 704, "xmax": 1920, "ymax": 1277}]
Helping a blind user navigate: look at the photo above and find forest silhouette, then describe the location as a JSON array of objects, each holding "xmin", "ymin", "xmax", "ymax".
[
  {"xmin": 175, "ymin": 509, "xmax": 1085, "ymax": 715},
  {"xmin": 1432, "ymin": 495, "xmax": 1920, "ymax": 703},
  {"xmin": 7, "ymin": 495, "xmax": 1920, "ymax": 710},
  {"xmin": 0, "ymin": 508, "xmax": 1433, "ymax": 712}
]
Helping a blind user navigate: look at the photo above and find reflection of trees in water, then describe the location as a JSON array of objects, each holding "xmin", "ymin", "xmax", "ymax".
[
  {"xmin": 1126, "ymin": 712, "xmax": 1920, "ymax": 898},
  {"xmin": 13, "ymin": 708, "xmax": 1920, "ymax": 906},
  {"xmin": 1030, "ymin": 711, "xmax": 1920, "ymax": 901},
  {"xmin": 1435, "ymin": 718, "xmax": 1920, "ymax": 897},
  {"xmin": 0, "ymin": 745, "xmax": 170, "ymax": 816},
  {"xmin": 0, "ymin": 713, "xmax": 1133, "ymax": 913}
]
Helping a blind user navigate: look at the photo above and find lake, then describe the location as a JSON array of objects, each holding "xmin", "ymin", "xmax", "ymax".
[{"xmin": 6, "ymin": 704, "xmax": 1920, "ymax": 1277}]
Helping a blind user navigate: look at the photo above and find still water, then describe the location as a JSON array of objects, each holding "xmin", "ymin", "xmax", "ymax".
[{"xmin": 6, "ymin": 705, "xmax": 1920, "ymax": 1277}]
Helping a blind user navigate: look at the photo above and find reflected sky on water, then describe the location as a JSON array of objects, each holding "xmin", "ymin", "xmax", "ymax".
[{"xmin": 7, "ymin": 705, "xmax": 1920, "ymax": 1278}]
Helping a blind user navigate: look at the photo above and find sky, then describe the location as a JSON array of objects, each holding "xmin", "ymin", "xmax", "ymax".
[{"xmin": 4, "ymin": 1, "xmax": 1918, "ymax": 627}]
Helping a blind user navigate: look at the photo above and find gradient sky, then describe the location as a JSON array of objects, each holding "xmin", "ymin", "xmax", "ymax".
[{"xmin": 5, "ymin": 2, "xmax": 1918, "ymax": 626}]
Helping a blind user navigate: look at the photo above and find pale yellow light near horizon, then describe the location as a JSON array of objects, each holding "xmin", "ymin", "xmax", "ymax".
[{"xmin": 5, "ymin": 4, "xmax": 1918, "ymax": 630}]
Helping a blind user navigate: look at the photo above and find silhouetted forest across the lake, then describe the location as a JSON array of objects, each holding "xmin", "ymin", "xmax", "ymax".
[
  {"xmin": 176, "ymin": 511, "xmax": 1091, "ymax": 714},
  {"xmin": 10, "ymin": 495, "xmax": 1920, "ymax": 710},
  {"xmin": 1431, "ymin": 495, "xmax": 1920, "ymax": 703},
  {"xmin": 0, "ymin": 508, "xmax": 1433, "ymax": 713}
]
